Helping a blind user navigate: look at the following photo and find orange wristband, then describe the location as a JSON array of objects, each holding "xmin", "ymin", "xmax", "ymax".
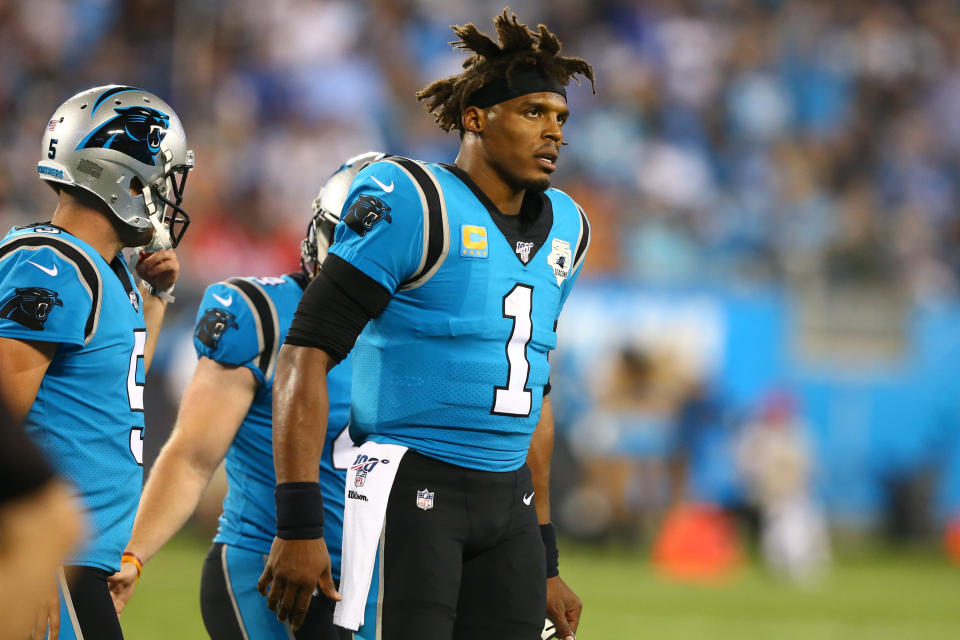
[{"xmin": 121, "ymin": 551, "xmax": 143, "ymax": 579}]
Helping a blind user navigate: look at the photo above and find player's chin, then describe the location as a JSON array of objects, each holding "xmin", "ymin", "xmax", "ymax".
[
  {"xmin": 112, "ymin": 218, "xmax": 154, "ymax": 248},
  {"xmin": 519, "ymin": 173, "xmax": 552, "ymax": 193}
]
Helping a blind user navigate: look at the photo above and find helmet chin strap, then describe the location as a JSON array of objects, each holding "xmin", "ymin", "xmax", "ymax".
[{"xmin": 140, "ymin": 186, "xmax": 173, "ymax": 251}]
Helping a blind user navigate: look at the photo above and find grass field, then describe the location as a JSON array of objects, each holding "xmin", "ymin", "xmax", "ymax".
[{"xmin": 120, "ymin": 531, "xmax": 960, "ymax": 639}]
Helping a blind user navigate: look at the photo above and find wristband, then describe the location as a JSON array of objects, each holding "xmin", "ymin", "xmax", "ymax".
[
  {"xmin": 275, "ymin": 482, "xmax": 325, "ymax": 539},
  {"xmin": 144, "ymin": 281, "xmax": 176, "ymax": 303},
  {"xmin": 121, "ymin": 551, "xmax": 143, "ymax": 580},
  {"xmin": 540, "ymin": 523, "xmax": 559, "ymax": 578}
]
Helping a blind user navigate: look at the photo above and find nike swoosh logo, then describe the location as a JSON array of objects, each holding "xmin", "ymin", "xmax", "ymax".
[
  {"xmin": 371, "ymin": 175, "xmax": 394, "ymax": 193},
  {"xmin": 26, "ymin": 260, "xmax": 57, "ymax": 277},
  {"xmin": 212, "ymin": 293, "xmax": 232, "ymax": 306},
  {"xmin": 523, "ymin": 492, "xmax": 535, "ymax": 506}
]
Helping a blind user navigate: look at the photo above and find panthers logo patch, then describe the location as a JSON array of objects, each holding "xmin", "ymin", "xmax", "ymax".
[
  {"xmin": 195, "ymin": 308, "xmax": 238, "ymax": 350},
  {"xmin": 0, "ymin": 287, "xmax": 63, "ymax": 330},
  {"xmin": 343, "ymin": 194, "xmax": 392, "ymax": 238},
  {"xmin": 78, "ymin": 105, "xmax": 170, "ymax": 166}
]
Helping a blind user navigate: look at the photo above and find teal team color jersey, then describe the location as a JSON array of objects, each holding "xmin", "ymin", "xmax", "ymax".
[
  {"xmin": 193, "ymin": 273, "xmax": 352, "ymax": 567},
  {"xmin": 192, "ymin": 273, "xmax": 375, "ymax": 639},
  {"xmin": 0, "ymin": 224, "xmax": 146, "ymax": 572},
  {"xmin": 330, "ymin": 158, "xmax": 591, "ymax": 472}
]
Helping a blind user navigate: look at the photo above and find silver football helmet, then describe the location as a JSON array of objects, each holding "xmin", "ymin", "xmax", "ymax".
[
  {"xmin": 301, "ymin": 151, "xmax": 387, "ymax": 277},
  {"xmin": 38, "ymin": 85, "xmax": 194, "ymax": 250}
]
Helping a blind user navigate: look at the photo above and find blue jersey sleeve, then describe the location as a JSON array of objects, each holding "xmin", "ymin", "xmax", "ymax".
[
  {"xmin": 328, "ymin": 161, "xmax": 426, "ymax": 294},
  {"xmin": 0, "ymin": 246, "xmax": 92, "ymax": 346},
  {"xmin": 193, "ymin": 282, "xmax": 265, "ymax": 384}
]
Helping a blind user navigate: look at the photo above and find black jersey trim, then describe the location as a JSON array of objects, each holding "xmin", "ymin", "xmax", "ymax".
[
  {"xmin": 111, "ymin": 255, "xmax": 140, "ymax": 309},
  {"xmin": 0, "ymin": 234, "xmax": 103, "ymax": 344},
  {"xmin": 440, "ymin": 162, "xmax": 554, "ymax": 266},
  {"xmin": 384, "ymin": 157, "xmax": 449, "ymax": 290},
  {"xmin": 573, "ymin": 204, "xmax": 591, "ymax": 272},
  {"xmin": 225, "ymin": 278, "xmax": 279, "ymax": 380}
]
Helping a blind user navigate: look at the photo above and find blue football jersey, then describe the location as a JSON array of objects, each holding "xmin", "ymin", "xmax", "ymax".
[
  {"xmin": 0, "ymin": 224, "xmax": 147, "ymax": 572},
  {"xmin": 329, "ymin": 158, "xmax": 591, "ymax": 472},
  {"xmin": 192, "ymin": 274, "xmax": 355, "ymax": 580}
]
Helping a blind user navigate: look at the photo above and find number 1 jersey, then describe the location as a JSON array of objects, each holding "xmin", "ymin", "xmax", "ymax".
[{"xmin": 329, "ymin": 158, "xmax": 590, "ymax": 472}]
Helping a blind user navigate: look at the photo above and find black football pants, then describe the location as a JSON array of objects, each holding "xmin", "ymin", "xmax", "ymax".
[
  {"xmin": 378, "ymin": 451, "xmax": 546, "ymax": 640},
  {"xmin": 56, "ymin": 565, "xmax": 125, "ymax": 639}
]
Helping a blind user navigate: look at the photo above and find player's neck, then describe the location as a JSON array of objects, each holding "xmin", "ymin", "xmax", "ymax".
[
  {"xmin": 454, "ymin": 152, "xmax": 523, "ymax": 216},
  {"xmin": 51, "ymin": 202, "xmax": 125, "ymax": 261}
]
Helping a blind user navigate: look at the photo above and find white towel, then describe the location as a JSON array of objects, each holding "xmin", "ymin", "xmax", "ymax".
[{"xmin": 333, "ymin": 441, "xmax": 408, "ymax": 631}]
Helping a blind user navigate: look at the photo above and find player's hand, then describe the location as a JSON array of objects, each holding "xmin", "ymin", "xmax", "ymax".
[
  {"xmin": 257, "ymin": 536, "xmax": 340, "ymax": 630},
  {"xmin": 136, "ymin": 249, "xmax": 179, "ymax": 294},
  {"xmin": 108, "ymin": 560, "xmax": 140, "ymax": 614},
  {"xmin": 546, "ymin": 575, "xmax": 582, "ymax": 640},
  {"xmin": 31, "ymin": 584, "xmax": 59, "ymax": 640}
]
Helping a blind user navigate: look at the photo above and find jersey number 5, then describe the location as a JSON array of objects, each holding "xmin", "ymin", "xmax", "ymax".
[
  {"xmin": 493, "ymin": 284, "xmax": 534, "ymax": 417},
  {"xmin": 127, "ymin": 329, "xmax": 146, "ymax": 465}
]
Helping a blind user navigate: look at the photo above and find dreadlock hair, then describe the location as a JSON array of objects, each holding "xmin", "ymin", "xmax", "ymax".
[{"xmin": 416, "ymin": 9, "xmax": 595, "ymax": 134}]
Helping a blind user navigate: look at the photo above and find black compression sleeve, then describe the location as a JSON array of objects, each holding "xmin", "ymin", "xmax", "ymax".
[
  {"xmin": 0, "ymin": 411, "xmax": 55, "ymax": 504},
  {"xmin": 284, "ymin": 254, "xmax": 392, "ymax": 363}
]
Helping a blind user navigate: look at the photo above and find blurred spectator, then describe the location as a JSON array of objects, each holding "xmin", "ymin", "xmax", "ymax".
[
  {"xmin": 565, "ymin": 347, "xmax": 693, "ymax": 541},
  {"xmin": 736, "ymin": 391, "xmax": 830, "ymax": 581}
]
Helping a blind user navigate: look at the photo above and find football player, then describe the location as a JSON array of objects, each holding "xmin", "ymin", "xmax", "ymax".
[
  {"xmin": 0, "ymin": 85, "xmax": 192, "ymax": 639},
  {"xmin": 259, "ymin": 11, "xmax": 590, "ymax": 640},
  {"xmin": 108, "ymin": 153, "xmax": 385, "ymax": 640}
]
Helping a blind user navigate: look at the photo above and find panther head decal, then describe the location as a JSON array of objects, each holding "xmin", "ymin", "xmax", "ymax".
[
  {"xmin": 343, "ymin": 194, "xmax": 392, "ymax": 238},
  {"xmin": 0, "ymin": 287, "xmax": 63, "ymax": 330},
  {"xmin": 195, "ymin": 307, "xmax": 239, "ymax": 350},
  {"xmin": 79, "ymin": 105, "xmax": 171, "ymax": 166}
]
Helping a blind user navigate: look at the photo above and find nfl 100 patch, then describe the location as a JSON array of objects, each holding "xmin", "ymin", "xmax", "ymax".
[
  {"xmin": 350, "ymin": 454, "xmax": 391, "ymax": 488},
  {"xmin": 515, "ymin": 240, "xmax": 535, "ymax": 264}
]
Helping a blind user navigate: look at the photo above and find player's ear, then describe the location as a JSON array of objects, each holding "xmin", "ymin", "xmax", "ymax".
[{"xmin": 461, "ymin": 106, "xmax": 484, "ymax": 135}]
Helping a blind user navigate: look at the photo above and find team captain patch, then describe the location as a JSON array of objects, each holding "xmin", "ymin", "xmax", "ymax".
[
  {"xmin": 547, "ymin": 238, "xmax": 571, "ymax": 286},
  {"xmin": 460, "ymin": 225, "xmax": 488, "ymax": 258}
]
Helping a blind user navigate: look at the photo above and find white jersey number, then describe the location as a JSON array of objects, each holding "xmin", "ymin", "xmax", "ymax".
[
  {"xmin": 127, "ymin": 329, "xmax": 147, "ymax": 412},
  {"xmin": 493, "ymin": 284, "xmax": 534, "ymax": 417},
  {"xmin": 127, "ymin": 329, "xmax": 147, "ymax": 465},
  {"xmin": 129, "ymin": 427, "xmax": 144, "ymax": 466}
]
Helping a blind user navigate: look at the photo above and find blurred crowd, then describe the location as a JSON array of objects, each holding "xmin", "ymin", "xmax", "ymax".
[
  {"xmin": 3, "ymin": 0, "xmax": 960, "ymax": 301},
  {"xmin": 6, "ymin": 0, "xmax": 960, "ymax": 565}
]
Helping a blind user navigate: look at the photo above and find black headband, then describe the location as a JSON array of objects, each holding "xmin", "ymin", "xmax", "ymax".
[{"xmin": 467, "ymin": 66, "xmax": 567, "ymax": 109}]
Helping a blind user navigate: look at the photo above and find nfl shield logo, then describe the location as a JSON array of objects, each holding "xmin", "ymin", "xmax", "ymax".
[
  {"xmin": 416, "ymin": 488, "xmax": 434, "ymax": 511},
  {"xmin": 354, "ymin": 469, "xmax": 367, "ymax": 487}
]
